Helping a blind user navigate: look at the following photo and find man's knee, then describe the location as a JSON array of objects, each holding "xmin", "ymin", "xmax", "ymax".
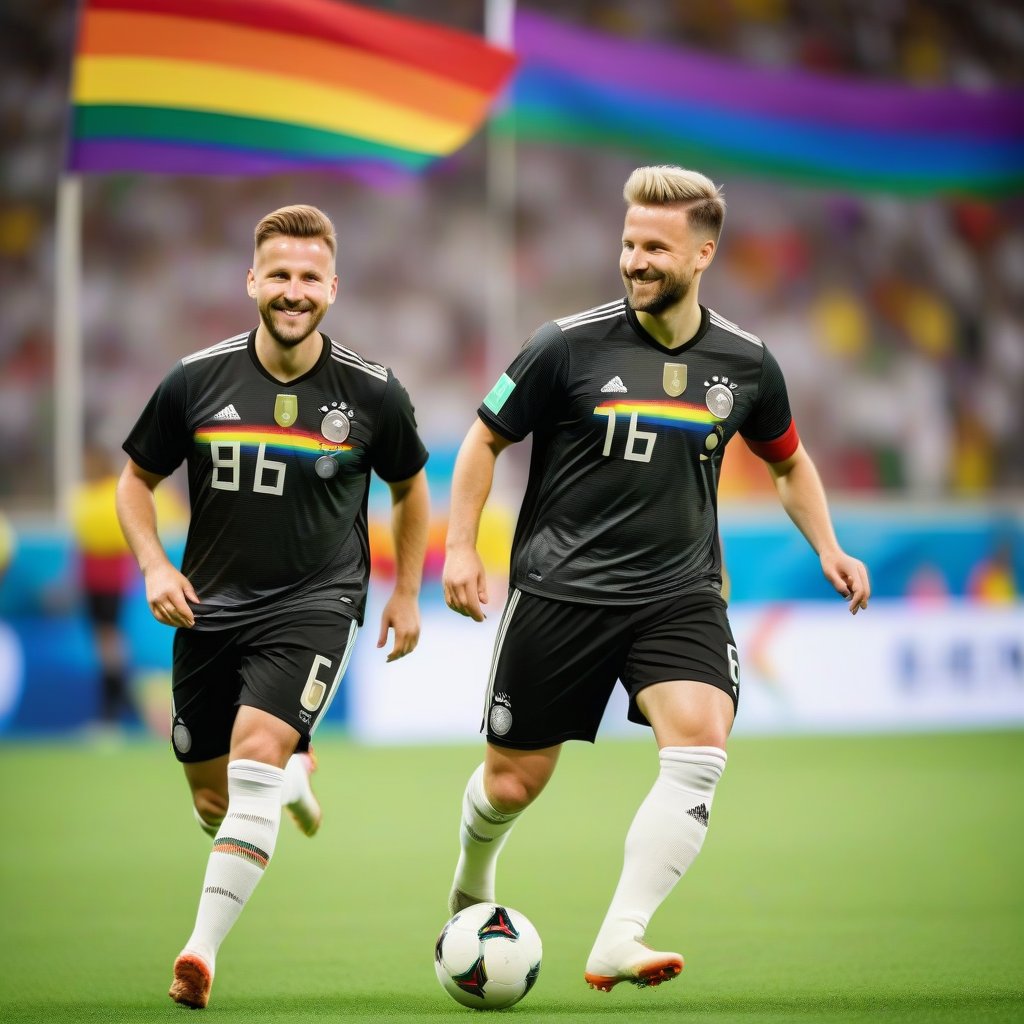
[
  {"xmin": 485, "ymin": 771, "xmax": 534, "ymax": 814},
  {"xmin": 230, "ymin": 706, "xmax": 300, "ymax": 768},
  {"xmin": 679, "ymin": 722, "xmax": 731, "ymax": 749},
  {"xmin": 484, "ymin": 746, "xmax": 560, "ymax": 814},
  {"xmin": 192, "ymin": 788, "xmax": 228, "ymax": 833}
]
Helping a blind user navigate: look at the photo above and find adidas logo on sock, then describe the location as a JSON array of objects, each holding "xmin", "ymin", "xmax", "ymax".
[
  {"xmin": 601, "ymin": 376, "xmax": 627, "ymax": 393},
  {"xmin": 686, "ymin": 803, "xmax": 709, "ymax": 827},
  {"xmin": 212, "ymin": 404, "xmax": 241, "ymax": 421}
]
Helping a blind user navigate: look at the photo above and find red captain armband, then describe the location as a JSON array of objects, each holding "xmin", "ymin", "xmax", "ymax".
[{"xmin": 744, "ymin": 420, "xmax": 800, "ymax": 463}]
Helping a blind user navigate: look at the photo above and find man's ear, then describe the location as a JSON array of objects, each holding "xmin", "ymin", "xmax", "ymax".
[{"xmin": 697, "ymin": 238, "xmax": 716, "ymax": 271}]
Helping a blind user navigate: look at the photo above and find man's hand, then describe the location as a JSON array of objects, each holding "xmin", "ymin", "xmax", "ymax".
[
  {"xmin": 144, "ymin": 563, "xmax": 199, "ymax": 627},
  {"xmin": 377, "ymin": 591, "xmax": 421, "ymax": 662},
  {"xmin": 821, "ymin": 549, "xmax": 870, "ymax": 614},
  {"xmin": 443, "ymin": 546, "xmax": 489, "ymax": 622}
]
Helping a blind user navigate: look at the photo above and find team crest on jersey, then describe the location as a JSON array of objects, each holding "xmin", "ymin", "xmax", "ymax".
[
  {"xmin": 663, "ymin": 363, "xmax": 687, "ymax": 397},
  {"xmin": 704, "ymin": 375, "xmax": 737, "ymax": 419},
  {"xmin": 274, "ymin": 394, "xmax": 298, "ymax": 427},
  {"xmin": 319, "ymin": 401, "xmax": 353, "ymax": 443}
]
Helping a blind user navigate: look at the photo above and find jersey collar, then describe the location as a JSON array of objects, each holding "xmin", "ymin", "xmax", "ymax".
[
  {"xmin": 624, "ymin": 301, "xmax": 710, "ymax": 354},
  {"xmin": 247, "ymin": 329, "xmax": 333, "ymax": 385}
]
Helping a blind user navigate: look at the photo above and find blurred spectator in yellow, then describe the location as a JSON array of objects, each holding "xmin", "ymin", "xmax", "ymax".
[
  {"xmin": 70, "ymin": 441, "xmax": 186, "ymax": 728},
  {"xmin": 0, "ymin": 509, "xmax": 15, "ymax": 584},
  {"xmin": 968, "ymin": 539, "xmax": 1018, "ymax": 604}
]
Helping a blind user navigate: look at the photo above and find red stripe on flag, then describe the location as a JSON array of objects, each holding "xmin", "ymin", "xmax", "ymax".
[{"xmin": 83, "ymin": 0, "xmax": 516, "ymax": 92}]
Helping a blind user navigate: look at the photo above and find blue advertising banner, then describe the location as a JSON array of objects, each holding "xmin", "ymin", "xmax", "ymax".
[{"xmin": 0, "ymin": 507, "xmax": 1019, "ymax": 738}]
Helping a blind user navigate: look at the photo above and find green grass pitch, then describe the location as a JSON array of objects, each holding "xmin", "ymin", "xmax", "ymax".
[{"xmin": 1, "ymin": 730, "xmax": 1022, "ymax": 1023}]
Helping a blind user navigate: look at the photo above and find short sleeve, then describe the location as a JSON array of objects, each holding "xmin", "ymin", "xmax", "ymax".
[
  {"xmin": 477, "ymin": 321, "xmax": 570, "ymax": 442},
  {"xmin": 740, "ymin": 346, "xmax": 800, "ymax": 462},
  {"xmin": 123, "ymin": 362, "xmax": 191, "ymax": 476},
  {"xmin": 371, "ymin": 372, "xmax": 429, "ymax": 483}
]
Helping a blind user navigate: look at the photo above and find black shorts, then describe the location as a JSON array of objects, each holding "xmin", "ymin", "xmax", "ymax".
[
  {"xmin": 170, "ymin": 608, "xmax": 358, "ymax": 763},
  {"xmin": 483, "ymin": 589, "xmax": 739, "ymax": 750}
]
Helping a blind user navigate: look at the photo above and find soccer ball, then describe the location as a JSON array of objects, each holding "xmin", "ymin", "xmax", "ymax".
[{"xmin": 434, "ymin": 903, "xmax": 542, "ymax": 1010}]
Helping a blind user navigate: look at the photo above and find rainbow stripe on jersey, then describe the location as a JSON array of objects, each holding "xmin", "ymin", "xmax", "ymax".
[
  {"xmin": 593, "ymin": 400, "xmax": 720, "ymax": 431},
  {"xmin": 195, "ymin": 425, "xmax": 354, "ymax": 457}
]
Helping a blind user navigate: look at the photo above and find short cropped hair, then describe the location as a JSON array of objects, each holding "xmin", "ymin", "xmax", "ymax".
[
  {"xmin": 623, "ymin": 165, "xmax": 726, "ymax": 241},
  {"xmin": 254, "ymin": 204, "xmax": 337, "ymax": 259}
]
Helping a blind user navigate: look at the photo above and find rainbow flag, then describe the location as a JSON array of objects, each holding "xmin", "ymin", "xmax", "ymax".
[
  {"xmin": 67, "ymin": 0, "xmax": 516, "ymax": 177},
  {"xmin": 508, "ymin": 10, "xmax": 1024, "ymax": 198}
]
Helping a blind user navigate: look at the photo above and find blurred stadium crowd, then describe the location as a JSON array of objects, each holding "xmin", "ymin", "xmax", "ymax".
[{"xmin": 1, "ymin": 0, "xmax": 1023, "ymax": 511}]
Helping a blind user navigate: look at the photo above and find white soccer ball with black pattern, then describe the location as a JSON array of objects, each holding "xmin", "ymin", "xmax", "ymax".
[{"xmin": 434, "ymin": 903, "xmax": 542, "ymax": 1009}]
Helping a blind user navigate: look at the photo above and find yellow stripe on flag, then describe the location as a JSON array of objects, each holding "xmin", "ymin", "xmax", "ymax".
[
  {"xmin": 73, "ymin": 55, "xmax": 472, "ymax": 154},
  {"xmin": 81, "ymin": 10, "xmax": 492, "ymax": 125}
]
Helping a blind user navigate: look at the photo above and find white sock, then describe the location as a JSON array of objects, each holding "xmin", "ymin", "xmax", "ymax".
[
  {"xmin": 590, "ymin": 746, "xmax": 727, "ymax": 955},
  {"xmin": 280, "ymin": 753, "xmax": 310, "ymax": 807},
  {"xmin": 180, "ymin": 759, "xmax": 284, "ymax": 970},
  {"xmin": 451, "ymin": 764, "xmax": 520, "ymax": 902}
]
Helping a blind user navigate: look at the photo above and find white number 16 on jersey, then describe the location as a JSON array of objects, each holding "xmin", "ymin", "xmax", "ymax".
[{"xmin": 594, "ymin": 408, "xmax": 656, "ymax": 463}]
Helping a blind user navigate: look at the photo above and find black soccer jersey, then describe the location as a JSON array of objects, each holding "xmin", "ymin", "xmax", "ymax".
[
  {"xmin": 125, "ymin": 330, "xmax": 428, "ymax": 629},
  {"xmin": 478, "ymin": 300, "xmax": 797, "ymax": 604}
]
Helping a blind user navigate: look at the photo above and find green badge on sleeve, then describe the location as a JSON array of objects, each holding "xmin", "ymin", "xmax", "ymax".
[{"xmin": 483, "ymin": 373, "xmax": 516, "ymax": 414}]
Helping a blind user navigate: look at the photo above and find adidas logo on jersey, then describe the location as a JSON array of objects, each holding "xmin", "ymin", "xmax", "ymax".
[
  {"xmin": 601, "ymin": 376, "xmax": 628, "ymax": 393},
  {"xmin": 211, "ymin": 404, "xmax": 241, "ymax": 421}
]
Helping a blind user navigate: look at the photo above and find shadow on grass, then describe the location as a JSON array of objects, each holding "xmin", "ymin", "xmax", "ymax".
[{"xmin": 7, "ymin": 989, "xmax": 1024, "ymax": 1022}]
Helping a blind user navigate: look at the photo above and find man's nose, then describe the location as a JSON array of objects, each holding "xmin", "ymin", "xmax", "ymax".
[{"xmin": 625, "ymin": 250, "xmax": 647, "ymax": 275}]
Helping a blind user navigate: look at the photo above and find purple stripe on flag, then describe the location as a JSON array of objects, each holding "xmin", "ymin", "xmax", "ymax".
[
  {"xmin": 514, "ymin": 10, "xmax": 1024, "ymax": 139},
  {"xmin": 67, "ymin": 139, "xmax": 416, "ymax": 187}
]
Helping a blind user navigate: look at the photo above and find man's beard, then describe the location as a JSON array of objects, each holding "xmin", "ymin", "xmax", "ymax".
[
  {"xmin": 624, "ymin": 272, "xmax": 691, "ymax": 315},
  {"xmin": 258, "ymin": 300, "xmax": 327, "ymax": 347}
]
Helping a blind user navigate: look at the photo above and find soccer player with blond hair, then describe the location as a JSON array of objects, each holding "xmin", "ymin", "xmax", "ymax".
[
  {"xmin": 443, "ymin": 166, "xmax": 869, "ymax": 991},
  {"xmin": 118, "ymin": 204, "xmax": 430, "ymax": 1008}
]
